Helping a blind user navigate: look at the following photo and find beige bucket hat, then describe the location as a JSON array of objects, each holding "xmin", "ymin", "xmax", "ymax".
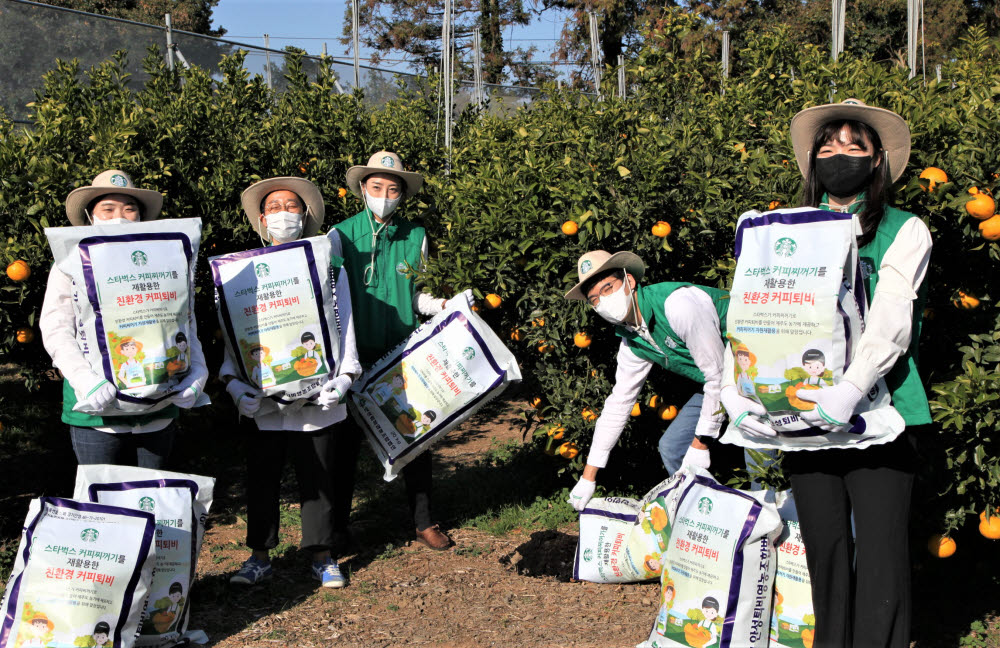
[
  {"xmin": 790, "ymin": 98, "xmax": 911, "ymax": 183},
  {"xmin": 564, "ymin": 250, "xmax": 645, "ymax": 301},
  {"xmin": 241, "ymin": 177, "xmax": 325, "ymax": 239},
  {"xmin": 345, "ymin": 151, "xmax": 423, "ymax": 199},
  {"xmin": 65, "ymin": 170, "xmax": 163, "ymax": 226}
]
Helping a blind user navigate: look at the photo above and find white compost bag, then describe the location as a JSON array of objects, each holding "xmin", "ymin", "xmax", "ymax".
[
  {"xmin": 45, "ymin": 218, "xmax": 206, "ymax": 415},
  {"xmin": 210, "ymin": 236, "xmax": 344, "ymax": 408},
  {"xmin": 720, "ymin": 207, "xmax": 904, "ymax": 451},
  {"xmin": 573, "ymin": 473, "xmax": 689, "ymax": 584},
  {"xmin": 73, "ymin": 465, "xmax": 215, "ymax": 648},
  {"xmin": 640, "ymin": 468, "xmax": 782, "ymax": 648},
  {"xmin": 349, "ymin": 299, "xmax": 522, "ymax": 481},
  {"xmin": 769, "ymin": 492, "xmax": 815, "ymax": 648},
  {"xmin": 0, "ymin": 497, "xmax": 156, "ymax": 648}
]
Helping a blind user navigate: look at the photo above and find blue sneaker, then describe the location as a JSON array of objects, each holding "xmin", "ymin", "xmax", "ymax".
[
  {"xmin": 312, "ymin": 557, "xmax": 346, "ymax": 589},
  {"xmin": 230, "ymin": 555, "xmax": 272, "ymax": 586}
]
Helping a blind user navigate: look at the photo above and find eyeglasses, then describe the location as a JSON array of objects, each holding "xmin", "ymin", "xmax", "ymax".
[
  {"xmin": 263, "ymin": 200, "xmax": 304, "ymax": 215},
  {"xmin": 586, "ymin": 278, "xmax": 622, "ymax": 307}
]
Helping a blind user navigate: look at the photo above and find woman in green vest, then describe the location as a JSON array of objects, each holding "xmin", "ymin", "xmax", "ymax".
[{"xmin": 779, "ymin": 99, "xmax": 931, "ymax": 648}]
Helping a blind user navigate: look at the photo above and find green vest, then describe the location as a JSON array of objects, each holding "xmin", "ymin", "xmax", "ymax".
[
  {"xmin": 855, "ymin": 204, "xmax": 931, "ymax": 426},
  {"xmin": 61, "ymin": 379, "xmax": 179, "ymax": 427},
  {"xmin": 333, "ymin": 210, "xmax": 426, "ymax": 364},
  {"xmin": 615, "ymin": 282, "xmax": 730, "ymax": 384}
]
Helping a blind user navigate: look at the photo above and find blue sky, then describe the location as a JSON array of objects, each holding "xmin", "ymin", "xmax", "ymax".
[{"xmin": 211, "ymin": 0, "xmax": 571, "ymax": 79}]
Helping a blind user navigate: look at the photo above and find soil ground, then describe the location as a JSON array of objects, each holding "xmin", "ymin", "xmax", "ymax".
[{"xmin": 1, "ymin": 376, "xmax": 998, "ymax": 647}]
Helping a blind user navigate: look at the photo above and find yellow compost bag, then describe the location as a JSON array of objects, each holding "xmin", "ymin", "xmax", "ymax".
[
  {"xmin": 769, "ymin": 491, "xmax": 815, "ymax": 648},
  {"xmin": 0, "ymin": 497, "xmax": 156, "ymax": 648},
  {"xmin": 45, "ymin": 218, "xmax": 206, "ymax": 415},
  {"xmin": 74, "ymin": 465, "xmax": 215, "ymax": 648},
  {"xmin": 349, "ymin": 299, "xmax": 521, "ymax": 481},
  {"xmin": 210, "ymin": 236, "xmax": 343, "ymax": 408},
  {"xmin": 573, "ymin": 473, "xmax": 689, "ymax": 584},
  {"xmin": 720, "ymin": 207, "xmax": 904, "ymax": 451},
  {"xmin": 640, "ymin": 468, "xmax": 782, "ymax": 648}
]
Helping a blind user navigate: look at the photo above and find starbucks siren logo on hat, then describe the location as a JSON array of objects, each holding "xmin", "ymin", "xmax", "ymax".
[
  {"xmin": 381, "ymin": 155, "xmax": 395, "ymax": 168},
  {"xmin": 110, "ymin": 174, "xmax": 128, "ymax": 187},
  {"xmin": 580, "ymin": 259, "xmax": 593, "ymax": 274}
]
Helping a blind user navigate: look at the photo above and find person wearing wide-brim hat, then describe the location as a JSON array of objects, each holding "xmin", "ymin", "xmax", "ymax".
[
  {"xmin": 39, "ymin": 170, "xmax": 208, "ymax": 471},
  {"xmin": 221, "ymin": 175, "xmax": 361, "ymax": 591},
  {"xmin": 240, "ymin": 176, "xmax": 326, "ymax": 244},
  {"xmin": 328, "ymin": 150, "xmax": 470, "ymax": 554},
  {"xmin": 562, "ymin": 249, "xmax": 735, "ymax": 513},
  {"xmin": 728, "ymin": 99, "xmax": 931, "ymax": 648}
]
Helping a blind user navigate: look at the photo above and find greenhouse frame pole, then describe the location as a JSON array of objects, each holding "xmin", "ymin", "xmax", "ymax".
[
  {"xmin": 165, "ymin": 13, "xmax": 174, "ymax": 71},
  {"xmin": 352, "ymin": 0, "xmax": 361, "ymax": 88}
]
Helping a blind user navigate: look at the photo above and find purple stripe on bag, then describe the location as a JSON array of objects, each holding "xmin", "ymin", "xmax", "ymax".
[
  {"xmin": 735, "ymin": 209, "xmax": 852, "ymax": 259},
  {"xmin": 79, "ymin": 233, "xmax": 194, "ymax": 405},
  {"xmin": 579, "ymin": 508, "xmax": 638, "ymax": 523}
]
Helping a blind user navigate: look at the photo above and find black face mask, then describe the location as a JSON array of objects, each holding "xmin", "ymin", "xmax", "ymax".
[{"xmin": 815, "ymin": 154, "xmax": 874, "ymax": 198}]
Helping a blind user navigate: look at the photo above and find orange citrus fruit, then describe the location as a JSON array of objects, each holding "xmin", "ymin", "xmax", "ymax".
[
  {"xmin": 485, "ymin": 293, "xmax": 502, "ymax": 309},
  {"xmin": 582, "ymin": 407, "xmax": 598, "ymax": 422},
  {"xmin": 537, "ymin": 342, "xmax": 553, "ymax": 353},
  {"xmin": 979, "ymin": 215, "xmax": 1000, "ymax": 241},
  {"xmin": 767, "ymin": 200, "xmax": 782, "ymax": 210},
  {"xmin": 651, "ymin": 221, "xmax": 671, "ymax": 237},
  {"xmin": 574, "ymin": 332, "xmax": 592, "ymax": 348},
  {"xmin": 657, "ymin": 404, "xmax": 678, "ymax": 421},
  {"xmin": 967, "ymin": 187, "xmax": 996, "ymax": 220},
  {"xmin": 979, "ymin": 512, "xmax": 1000, "ymax": 540},
  {"xmin": 547, "ymin": 425, "xmax": 566, "ymax": 440},
  {"xmin": 531, "ymin": 317, "xmax": 545, "ymax": 327},
  {"xmin": 16, "ymin": 327, "xmax": 34, "ymax": 343},
  {"xmin": 529, "ymin": 397, "xmax": 543, "ymax": 409},
  {"xmin": 631, "ymin": 402, "xmax": 641, "ymax": 417},
  {"xmin": 561, "ymin": 221, "xmax": 578, "ymax": 235},
  {"xmin": 927, "ymin": 534, "xmax": 956, "ymax": 558},
  {"xmin": 919, "ymin": 167, "xmax": 948, "ymax": 192},
  {"xmin": 558, "ymin": 442, "xmax": 579, "ymax": 459},
  {"xmin": 510, "ymin": 328, "xmax": 524, "ymax": 342},
  {"xmin": 953, "ymin": 291, "xmax": 980, "ymax": 309},
  {"xmin": 338, "ymin": 188, "xmax": 348, "ymax": 198},
  {"xmin": 6, "ymin": 260, "xmax": 30, "ymax": 282},
  {"xmin": 648, "ymin": 394, "xmax": 662, "ymax": 409}
]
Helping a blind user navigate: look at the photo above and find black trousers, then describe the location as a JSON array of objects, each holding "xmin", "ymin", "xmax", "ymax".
[
  {"xmin": 245, "ymin": 424, "xmax": 336, "ymax": 553},
  {"xmin": 785, "ymin": 433, "xmax": 917, "ymax": 648},
  {"xmin": 331, "ymin": 421, "xmax": 434, "ymax": 540}
]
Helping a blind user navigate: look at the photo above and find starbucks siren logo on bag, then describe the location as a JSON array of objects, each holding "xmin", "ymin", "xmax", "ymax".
[
  {"xmin": 254, "ymin": 263, "xmax": 270, "ymax": 278},
  {"xmin": 139, "ymin": 496, "xmax": 155, "ymax": 512},
  {"xmin": 80, "ymin": 528, "xmax": 99, "ymax": 542},
  {"xmin": 131, "ymin": 250, "xmax": 148, "ymax": 266}
]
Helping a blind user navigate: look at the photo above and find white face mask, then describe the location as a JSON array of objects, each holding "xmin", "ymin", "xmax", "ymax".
[
  {"xmin": 365, "ymin": 193, "xmax": 401, "ymax": 220},
  {"xmin": 265, "ymin": 211, "xmax": 303, "ymax": 242},
  {"xmin": 593, "ymin": 280, "xmax": 633, "ymax": 324}
]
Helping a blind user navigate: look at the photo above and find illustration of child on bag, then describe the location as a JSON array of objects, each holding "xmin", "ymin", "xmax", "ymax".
[
  {"xmin": 114, "ymin": 337, "xmax": 146, "ymax": 389},
  {"xmin": 733, "ymin": 342, "xmax": 758, "ymax": 398},
  {"xmin": 801, "ymin": 349, "xmax": 830, "ymax": 387},
  {"xmin": 246, "ymin": 343, "xmax": 276, "ymax": 388}
]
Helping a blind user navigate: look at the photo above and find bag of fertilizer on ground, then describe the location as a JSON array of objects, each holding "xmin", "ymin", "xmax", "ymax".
[
  {"xmin": 0, "ymin": 497, "xmax": 156, "ymax": 648},
  {"xmin": 769, "ymin": 491, "xmax": 815, "ymax": 648},
  {"xmin": 640, "ymin": 467, "xmax": 782, "ymax": 648},
  {"xmin": 210, "ymin": 235, "xmax": 344, "ymax": 409},
  {"xmin": 574, "ymin": 472, "xmax": 690, "ymax": 584},
  {"xmin": 720, "ymin": 207, "xmax": 904, "ymax": 451},
  {"xmin": 349, "ymin": 298, "xmax": 522, "ymax": 481},
  {"xmin": 73, "ymin": 465, "xmax": 214, "ymax": 647},
  {"xmin": 45, "ymin": 218, "xmax": 207, "ymax": 416}
]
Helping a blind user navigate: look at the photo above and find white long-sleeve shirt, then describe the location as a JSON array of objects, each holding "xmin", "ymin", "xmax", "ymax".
[
  {"xmin": 842, "ymin": 215, "xmax": 932, "ymax": 392},
  {"xmin": 40, "ymin": 263, "xmax": 209, "ymax": 434},
  {"xmin": 586, "ymin": 286, "xmax": 726, "ymax": 469},
  {"xmin": 219, "ymin": 230, "xmax": 362, "ymax": 432}
]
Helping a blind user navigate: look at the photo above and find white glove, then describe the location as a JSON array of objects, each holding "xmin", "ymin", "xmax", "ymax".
[
  {"xmin": 568, "ymin": 477, "xmax": 596, "ymax": 512},
  {"xmin": 720, "ymin": 386, "xmax": 777, "ymax": 438},
  {"xmin": 680, "ymin": 446, "xmax": 711, "ymax": 471},
  {"xmin": 446, "ymin": 289, "xmax": 474, "ymax": 310},
  {"xmin": 315, "ymin": 375, "xmax": 354, "ymax": 410},
  {"xmin": 796, "ymin": 381, "xmax": 864, "ymax": 432},
  {"xmin": 84, "ymin": 380, "xmax": 118, "ymax": 411},
  {"xmin": 171, "ymin": 386, "xmax": 200, "ymax": 409},
  {"xmin": 226, "ymin": 379, "xmax": 262, "ymax": 417}
]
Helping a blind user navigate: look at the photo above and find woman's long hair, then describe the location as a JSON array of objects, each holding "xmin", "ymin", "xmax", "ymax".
[{"xmin": 799, "ymin": 119, "xmax": 891, "ymax": 248}]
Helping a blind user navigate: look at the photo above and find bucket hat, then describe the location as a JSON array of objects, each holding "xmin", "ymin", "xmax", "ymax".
[
  {"xmin": 345, "ymin": 151, "xmax": 423, "ymax": 199},
  {"xmin": 790, "ymin": 98, "xmax": 910, "ymax": 183},
  {"xmin": 241, "ymin": 177, "xmax": 325, "ymax": 240},
  {"xmin": 564, "ymin": 250, "xmax": 645, "ymax": 301},
  {"xmin": 65, "ymin": 170, "xmax": 163, "ymax": 226}
]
